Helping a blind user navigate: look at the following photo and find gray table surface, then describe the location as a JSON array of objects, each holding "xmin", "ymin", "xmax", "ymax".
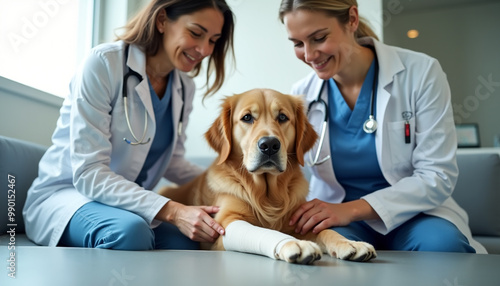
[{"xmin": 2, "ymin": 246, "xmax": 499, "ymax": 286}]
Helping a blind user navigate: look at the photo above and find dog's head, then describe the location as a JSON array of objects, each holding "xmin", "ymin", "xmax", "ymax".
[{"xmin": 205, "ymin": 89, "xmax": 318, "ymax": 175}]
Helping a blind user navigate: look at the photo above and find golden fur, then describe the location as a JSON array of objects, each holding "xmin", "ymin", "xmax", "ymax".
[{"xmin": 159, "ymin": 89, "xmax": 376, "ymax": 264}]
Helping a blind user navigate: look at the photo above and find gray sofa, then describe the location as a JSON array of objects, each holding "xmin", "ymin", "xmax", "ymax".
[
  {"xmin": 452, "ymin": 148, "xmax": 500, "ymax": 253},
  {"xmin": 1, "ymin": 135, "xmax": 499, "ymax": 254}
]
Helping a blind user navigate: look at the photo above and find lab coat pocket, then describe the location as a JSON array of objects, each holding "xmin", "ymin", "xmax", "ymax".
[{"xmin": 386, "ymin": 118, "xmax": 415, "ymax": 176}]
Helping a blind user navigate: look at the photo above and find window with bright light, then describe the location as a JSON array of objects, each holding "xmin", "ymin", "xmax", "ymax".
[{"xmin": 0, "ymin": 0, "xmax": 94, "ymax": 98}]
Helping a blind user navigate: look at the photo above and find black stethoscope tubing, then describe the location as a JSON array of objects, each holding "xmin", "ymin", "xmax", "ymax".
[
  {"xmin": 307, "ymin": 81, "xmax": 331, "ymax": 166},
  {"xmin": 122, "ymin": 44, "xmax": 185, "ymax": 145},
  {"xmin": 306, "ymin": 65, "xmax": 378, "ymax": 165},
  {"xmin": 308, "ymin": 64, "xmax": 379, "ymax": 133}
]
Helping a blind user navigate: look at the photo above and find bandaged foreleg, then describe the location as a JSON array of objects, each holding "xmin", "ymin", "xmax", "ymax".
[{"xmin": 222, "ymin": 220, "xmax": 297, "ymax": 259}]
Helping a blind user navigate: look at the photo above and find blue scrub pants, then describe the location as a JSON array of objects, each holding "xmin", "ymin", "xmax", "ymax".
[
  {"xmin": 59, "ymin": 202, "xmax": 199, "ymax": 250},
  {"xmin": 332, "ymin": 213, "xmax": 475, "ymax": 253}
]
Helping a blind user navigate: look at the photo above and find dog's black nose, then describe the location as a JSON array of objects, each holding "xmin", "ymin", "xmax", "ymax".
[{"xmin": 258, "ymin": 137, "xmax": 281, "ymax": 156}]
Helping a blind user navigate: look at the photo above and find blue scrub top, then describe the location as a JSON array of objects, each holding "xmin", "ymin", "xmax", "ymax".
[
  {"xmin": 135, "ymin": 72, "xmax": 174, "ymax": 186},
  {"xmin": 328, "ymin": 58, "xmax": 390, "ymax": 202}
]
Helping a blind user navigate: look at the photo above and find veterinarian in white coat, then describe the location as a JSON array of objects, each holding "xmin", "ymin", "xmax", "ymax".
[
  {"xmin": 279, "ymin": 0, "xmax": 486, "ymax": 253},
  {"xmin": 23, "ymin": 0, "xmax": 234, "ymax": 249}
]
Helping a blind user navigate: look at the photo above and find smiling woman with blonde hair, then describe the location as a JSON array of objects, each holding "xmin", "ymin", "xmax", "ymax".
[{"xmin": 279, "ymin": 0, "xmax": 486, "ymax": 253}]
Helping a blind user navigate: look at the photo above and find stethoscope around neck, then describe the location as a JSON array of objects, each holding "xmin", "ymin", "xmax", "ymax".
[
  {"xmin": 306, "ymin": 68, "xmax": 379, "ymax": 166},
  {"xmin": 122, "ymin": 44, "xmax": 185, "ymax": 145}
]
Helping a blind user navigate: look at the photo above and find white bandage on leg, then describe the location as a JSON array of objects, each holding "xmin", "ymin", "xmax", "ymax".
[{"xmin": 222, "ymin": 220, "xmax": 296, "ymax": 259}]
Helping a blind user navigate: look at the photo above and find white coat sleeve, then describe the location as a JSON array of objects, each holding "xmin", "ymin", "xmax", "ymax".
[{"xmin": 70, "ymin": 49, "xmax": 168, "ymax": 225}]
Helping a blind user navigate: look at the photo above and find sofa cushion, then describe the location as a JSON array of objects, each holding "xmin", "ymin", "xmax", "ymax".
[
  {"xmin": 474, "ymin": 236, "xmax": 500, "ymax": 255},
  {"xmin": 0, "ymin": 136, "xmax": 47, "ymax": 233},
  {"xmin": 453, "ymin": 149, "xmax": 500, "ymax": 237}
]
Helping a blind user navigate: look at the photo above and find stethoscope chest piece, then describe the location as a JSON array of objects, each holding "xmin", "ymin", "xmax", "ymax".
[{"xmin": 363, "ymin": 115, "xmax": 378, "ymax": 134}]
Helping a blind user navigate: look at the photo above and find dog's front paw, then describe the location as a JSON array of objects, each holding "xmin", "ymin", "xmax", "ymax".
[
  {"xmin": 330, "ymin": 240, "xmax": 377, "ymax": 262},
  {"xmin": 277, "ymin": 240, "xmax": 322, "ymax": 264}
]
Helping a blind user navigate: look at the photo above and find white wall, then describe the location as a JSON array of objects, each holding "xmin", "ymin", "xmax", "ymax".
[
  {"xmin": 185, "ymin": 0, "xmax": 383, "ymax": 158},
  {"xmin": 0, "ymin": 76, "xmax": 63, "ymax": 146},
  {"xmin": 0, "ymin": 0, "xmax": 383, "ymax": 155}
]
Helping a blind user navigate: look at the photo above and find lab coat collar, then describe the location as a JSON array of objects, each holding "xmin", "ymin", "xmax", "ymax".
[
  {"xmin": 171, "ymin": 69, "xmax": 184, "ymax": 99},
  {"xmin": 170, "ymin": 69, "xmax": 185, "ymax": 139},
  {"xmin": 124, "ymin": 43, "xmax": 154, "ymax": 126},
  {"xmin": 304, "ymin": 74, "xmax": 326, "ymax": 104},
  {"xmin": 125, "ymin": 43, "xmax": 147, "ymax": 78},
  {"xmin": 123, "ymin": 41, "xmax": 187, "ymax": 136},
  {"xmin": 358, "ymin": 37, "xmax": 405, "ymax": 89}
]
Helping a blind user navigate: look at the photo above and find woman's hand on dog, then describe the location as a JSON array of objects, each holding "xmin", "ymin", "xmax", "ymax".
[
  {"xmin": 289, "ymin": 199, "xmax": 380, "ymax": 235},
  {"xmin": 157, "ymin": 200, "xmax": 225, "ymax": 242}
]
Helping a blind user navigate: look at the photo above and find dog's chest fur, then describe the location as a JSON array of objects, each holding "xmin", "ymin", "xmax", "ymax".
[{"xmin": 203, "ymin": 164, "xmax": 309, "ymax": 230}]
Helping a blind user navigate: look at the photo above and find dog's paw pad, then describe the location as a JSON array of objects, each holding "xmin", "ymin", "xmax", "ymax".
[
  {"xmin": 333, "ymin": 240, "xmax": 377, "ymax": 262},
  {"xmin": 279, "ymin": 240, "xmax": 322, "ymax": 264}
]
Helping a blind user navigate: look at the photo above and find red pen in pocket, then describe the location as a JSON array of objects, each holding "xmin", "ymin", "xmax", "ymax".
[
  {"xmin": 405, "ymin": 121, "xmax": 410, "ymax": 144},
  {"xmin": 402, "ymin": 111, "xmax": 412, "ymax": 144}
]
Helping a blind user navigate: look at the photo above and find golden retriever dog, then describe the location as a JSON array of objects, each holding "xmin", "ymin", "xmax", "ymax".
[{"xmin": 159, "ymin": 89, "xmax": 376, "ymax": 264}]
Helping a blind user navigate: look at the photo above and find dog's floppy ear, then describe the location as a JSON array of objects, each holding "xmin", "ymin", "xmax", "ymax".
[
  {"xmin": 205, "ymin": 98, "xmax": 232, "ymax": 165},
  {"xmin": 294, "ymin": 97, "xmax": 318, "ymax": 166}
]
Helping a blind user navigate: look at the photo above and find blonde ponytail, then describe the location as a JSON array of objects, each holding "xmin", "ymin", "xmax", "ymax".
[{"xmin": 357, "ymin": 16, "xmax": 378, "ymax": 40}]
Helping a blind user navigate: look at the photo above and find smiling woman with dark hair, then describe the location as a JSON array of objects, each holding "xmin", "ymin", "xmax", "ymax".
[{"xmin": 23, "ymin": 0, "xmax": 235, "ymax": 250}]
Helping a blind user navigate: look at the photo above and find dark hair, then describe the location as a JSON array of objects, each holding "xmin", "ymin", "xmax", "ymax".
[
  {"xmin": 278, "ymin": 0, "xmax": 378, "ymax": 40},
  {"xmin": 117, "ymin": 0, "xmax": 235, "ymax": 97}
]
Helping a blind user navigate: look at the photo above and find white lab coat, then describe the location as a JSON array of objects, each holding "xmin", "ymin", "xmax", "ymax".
[
  {"xmin": 293, "ymin": 37, "xmax": 486, "ymax": 253},
  {"xmin": 23, "ymin": 41, "xmax": 203, "ymax": 246}
]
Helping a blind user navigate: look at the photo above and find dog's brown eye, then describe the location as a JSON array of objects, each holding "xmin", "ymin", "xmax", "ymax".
[
  {"xmin": 278, "ymin": 113, "xmax": 289, "ymax": 123},
  {"xmin": 241, "ymin": 114, "xmax": 254, "ymax": 123}
]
